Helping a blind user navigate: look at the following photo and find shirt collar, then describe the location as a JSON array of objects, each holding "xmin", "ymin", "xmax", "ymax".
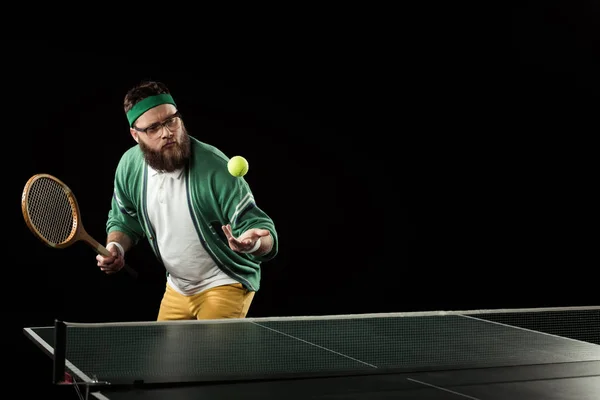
[{"xmin": 148, "ymin": 165, "xmax": 184, "ymax": 180}]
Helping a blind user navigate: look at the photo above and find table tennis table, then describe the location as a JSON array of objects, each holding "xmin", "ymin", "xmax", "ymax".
[{"xmin": 24, "ymin": 306, "xmax": 600, "ymax": 399}]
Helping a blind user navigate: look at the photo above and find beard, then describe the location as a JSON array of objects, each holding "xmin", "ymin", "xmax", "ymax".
[{"xmin": 139, "ymin": 128, "xmax": 191, "ymax": 173}]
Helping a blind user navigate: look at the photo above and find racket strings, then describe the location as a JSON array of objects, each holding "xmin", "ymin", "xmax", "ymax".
[{"xmin": 25, "ymin": 177, "xmax": 76, "ymax": 245}]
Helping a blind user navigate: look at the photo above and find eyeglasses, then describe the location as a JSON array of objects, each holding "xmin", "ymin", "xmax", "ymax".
[{"xmin": 133, "ymin": 112, "xmax": 182, "ymax": 138}]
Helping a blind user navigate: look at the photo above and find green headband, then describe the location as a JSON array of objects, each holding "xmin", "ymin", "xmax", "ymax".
[{"xmin": 126, "ymin": 94, "xmax": 177, "ymax": 127}]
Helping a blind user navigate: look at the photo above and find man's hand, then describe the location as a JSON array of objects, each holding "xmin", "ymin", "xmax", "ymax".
[
  {"xmin": 96, "ymin": 243, "xmax": 125, "ymax": 274},
  {"xmin": 222, "ymin": 224, "xmax": 271, "ymax": 254}
]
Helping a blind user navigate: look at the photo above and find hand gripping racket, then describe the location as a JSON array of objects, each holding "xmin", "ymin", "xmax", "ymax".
[{"xmin": 21, "ymin": 173, "xmax": 138, "ymax": 279}]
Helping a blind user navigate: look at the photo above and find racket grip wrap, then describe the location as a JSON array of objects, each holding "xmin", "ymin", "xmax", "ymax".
[{"xmin": 123, "ymin": 264, "xmax": 138, "ymax": 279}]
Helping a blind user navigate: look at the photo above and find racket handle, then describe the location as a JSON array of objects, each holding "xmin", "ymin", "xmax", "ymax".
[{"xmin": 122, "ymin": 263, "xmax": 138, "ymax": 279}]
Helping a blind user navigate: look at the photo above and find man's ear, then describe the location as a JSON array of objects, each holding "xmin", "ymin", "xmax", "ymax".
[{"xmin": 130, "ymin": 128, "xmax": 139, "ymax": 143}]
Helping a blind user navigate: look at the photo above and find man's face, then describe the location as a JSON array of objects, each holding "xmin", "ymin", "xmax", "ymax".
[{"xmin": 130, "ymin": 104, "xmax": 191, "ymax": 172}]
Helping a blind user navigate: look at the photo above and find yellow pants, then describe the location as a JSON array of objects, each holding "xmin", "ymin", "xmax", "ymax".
[{"xmin": 157, "ymin": 282, "xmax": 255, "ymax": 320}]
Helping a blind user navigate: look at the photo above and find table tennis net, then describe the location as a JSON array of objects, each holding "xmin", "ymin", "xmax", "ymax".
[{"xmin": 55, "ymin": 305, "xmax": 599, "ymax": 386}]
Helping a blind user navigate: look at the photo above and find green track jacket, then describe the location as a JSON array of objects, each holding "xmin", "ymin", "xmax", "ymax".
[{"xmin": 106, "ymin": 136, "xmax": 278, "ymax": 291}]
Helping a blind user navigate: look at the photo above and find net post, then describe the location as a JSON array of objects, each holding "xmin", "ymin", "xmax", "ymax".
[{"xmin": 53, "ymin": 319, "xmax": 67, "ymax": 384}]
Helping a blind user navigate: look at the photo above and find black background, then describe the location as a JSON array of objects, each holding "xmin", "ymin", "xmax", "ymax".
[{"xmin": 8, "ymin": 4, "xmax": 600, "ymax": 395}]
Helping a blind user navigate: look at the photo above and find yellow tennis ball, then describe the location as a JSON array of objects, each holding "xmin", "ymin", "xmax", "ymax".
[{"xmin": 228, "ymin": 155, "xmax": 249, "ymax": 177}]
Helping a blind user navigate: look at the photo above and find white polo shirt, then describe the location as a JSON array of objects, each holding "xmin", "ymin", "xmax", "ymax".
[{"xmin": 146, "ymin": 165, "xmax": 237, "ymax": 296}]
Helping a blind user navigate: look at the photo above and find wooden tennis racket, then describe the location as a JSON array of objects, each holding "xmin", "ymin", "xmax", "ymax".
[{"xmin": 21, "ymin": 173, "xmax": 138, "ymax": 279}]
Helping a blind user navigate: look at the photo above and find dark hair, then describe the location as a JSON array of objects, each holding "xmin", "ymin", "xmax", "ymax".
[{"xmin": 123, "ymin": 81, "xmax": 171, "ymax": 114}]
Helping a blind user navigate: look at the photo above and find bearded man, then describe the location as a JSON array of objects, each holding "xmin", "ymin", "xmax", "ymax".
[{"xmin": 96, "ymin": 81, "xmax": 278, "ymax": 320}]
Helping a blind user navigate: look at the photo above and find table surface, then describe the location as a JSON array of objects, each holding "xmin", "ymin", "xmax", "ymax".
[{"xmin": 24, "ymin": 310, "xmax": 600, "ymax": 399}]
